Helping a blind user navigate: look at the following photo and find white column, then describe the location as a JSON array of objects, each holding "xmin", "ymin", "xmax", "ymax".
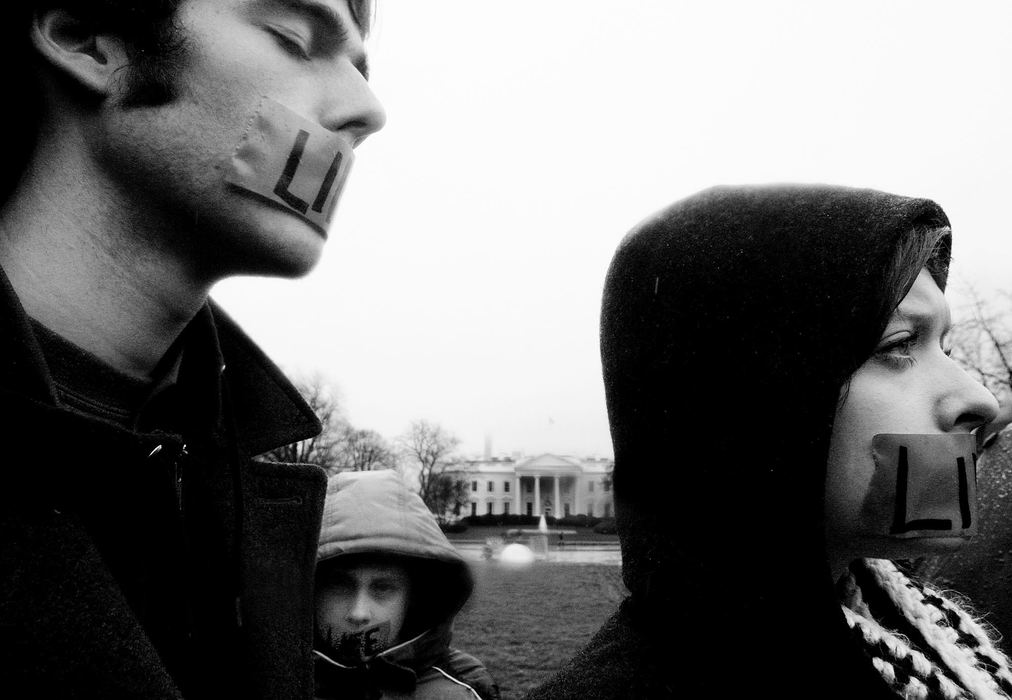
[
  {"xmin": 574, "ymin": 475, "xmax": 581, "ymax": 515},
  {"xmin": 534, "ymin": 475, "xmax": 541, "ymax": 515},
  {"xmin": 553, "ymin": 476, "xmax": 561, "ymax": 518},
  {"xmin": 514, "ymin": 475, "xmax": 521, "ymax": 515}
]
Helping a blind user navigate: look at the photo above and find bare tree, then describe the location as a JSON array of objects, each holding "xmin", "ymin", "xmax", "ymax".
[
  {"xmin": 398, "ymin": 420, "xmax": 461, "ymax": 515},
  {"xmin": 950, "ymin": 287, "xmax": 1012, "ymax": 394},
  {"xmin": 335, "ymin": 428, "xmax": 398, "ymax": 472},
  {"xmin": 261, "ymin": 373, "xmax": 405, "ymax": 476},
  {"xmin": 261, "ymin": 373, "xmax": 351, "ymax": 473},
  {"xmin": 601, "ymin": 463, "xmax": 615, "ymax": 493},
  {"xmin": 948, "ymin": 286, "xmax": 1012, "ymax": 443},
  {"xmin": 426, "ymin": 473, "xmax": 471, "ymax": 524}
]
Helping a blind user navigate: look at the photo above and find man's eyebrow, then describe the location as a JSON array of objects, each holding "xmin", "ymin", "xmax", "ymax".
[{"xmin": 267, "ymin": 0, "xmax": 370, "ymax": 78}]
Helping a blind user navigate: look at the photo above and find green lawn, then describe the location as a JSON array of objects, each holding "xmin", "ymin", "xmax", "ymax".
[{"xmin": 451, "ymin": 561, "xmax": 625, "ymax": 699}]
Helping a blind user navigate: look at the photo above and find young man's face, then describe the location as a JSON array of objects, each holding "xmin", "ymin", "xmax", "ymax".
[
  {"xmin": 315, "ymin": 561, "xmax": 410, "ymax": 655},
  {"xmin": 97, "ymin": 0, "xmax": 385, "ymax": 281}
]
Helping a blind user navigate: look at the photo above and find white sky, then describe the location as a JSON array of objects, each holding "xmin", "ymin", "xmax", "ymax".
[{"xmin": 213, "ymin": 1, "xmax": 1012, "ymax": 459}]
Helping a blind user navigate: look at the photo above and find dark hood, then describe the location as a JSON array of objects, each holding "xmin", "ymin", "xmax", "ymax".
[{"xmin": 601, "ymin": 184, "xmax": 949, "ymax": 691}]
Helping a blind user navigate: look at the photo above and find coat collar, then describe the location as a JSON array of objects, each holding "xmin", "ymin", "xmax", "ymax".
[
  {"xmin": 0, "ymin": 261, "xmax": 60, "ymax": 405},
  {"xmin": 313, "ymin": 620, "xmax": 454, "ymax": 678},
  {"xmin": 313, "ymin": 624, "xmax": 455, "ymax": 697},
  {"xmin": 208, "ymin": 300, "xmax": 322, "ymax": 455},
  {"xmin": 0, "ymin": 263, "xmax": 320, "ymax": 456}
]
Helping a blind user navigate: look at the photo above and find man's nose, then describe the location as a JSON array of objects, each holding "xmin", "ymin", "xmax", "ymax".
[
  {"xmin": 345, "ymin": 590, "xmax": 373, "ymax": 626},
  {"xmin": 321, "ymin": 61, "xmax": 386, "ymax": 146}
]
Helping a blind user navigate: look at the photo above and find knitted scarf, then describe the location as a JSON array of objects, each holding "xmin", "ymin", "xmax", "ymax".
[{"xmin": 841, "ymin": 559, "xmax": 1012, "ymax": 700}]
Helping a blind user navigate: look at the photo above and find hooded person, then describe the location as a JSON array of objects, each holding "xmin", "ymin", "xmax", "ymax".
[
  {"xmin": 525, "ymin": 184, "xmax": 1012, "ymax": 699},
  {"xmin": 312, "ymin": 469, "xmax": 500, "ymax": 700}
]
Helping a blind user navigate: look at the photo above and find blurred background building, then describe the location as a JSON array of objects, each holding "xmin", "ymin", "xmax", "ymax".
[{"xmin": 449, "ymin": 454, "xmax": 613, "ymax": 518}]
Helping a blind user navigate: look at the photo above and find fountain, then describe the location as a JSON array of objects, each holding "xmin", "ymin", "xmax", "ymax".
[
  {"xmin": 470, "ymin": 514, "xmax": 620, "ymax": 566},
  {"xmin": 512, "ymin": 514, "xmax": 577, "ymax": 559}
]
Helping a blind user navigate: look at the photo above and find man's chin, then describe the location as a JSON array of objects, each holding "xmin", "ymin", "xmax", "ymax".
[{"xmin": 236, "ymin": 216, "xmax": 328, "ymax": 278}]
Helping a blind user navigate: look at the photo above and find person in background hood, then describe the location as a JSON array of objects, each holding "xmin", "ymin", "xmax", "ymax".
[
  {"xmin": 313, "ymin": 470, "xmax": 500, "ymax": 700},
  {"xmin": 526, "ymin": 185, "xmax": 1012, "ymax": 699}
]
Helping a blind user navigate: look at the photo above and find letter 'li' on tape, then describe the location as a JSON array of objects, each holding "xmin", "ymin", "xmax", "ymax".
[
  {"xmin": 222, "ymin": 97, "xmax": 354, "ymax": 235},
  {"xmin": 864, "ymin": 433, "xmax": 978, "ymax": 540}
]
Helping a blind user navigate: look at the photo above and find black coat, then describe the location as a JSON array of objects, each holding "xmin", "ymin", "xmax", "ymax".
[{"xmin": 0, "ymin": 267, "xmax": 328, "ymax": 699}]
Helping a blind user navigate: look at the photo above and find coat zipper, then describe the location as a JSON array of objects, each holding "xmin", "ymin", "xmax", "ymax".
[{"xmin": 174, "ymin": 443, "xmax": 188, "ymax": 515}]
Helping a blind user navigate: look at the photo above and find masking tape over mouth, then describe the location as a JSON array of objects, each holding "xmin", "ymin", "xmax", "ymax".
[
  {"xmin": 222, "ymin": 97, "xmax": 354, "ymax": 234},
  {"xmin": 333, "ymin": 620, "xmax": 390, "ymax": 662},
  {"xmin": 864, "ymin": 433, "xmax": 978, "ymax": 540}
]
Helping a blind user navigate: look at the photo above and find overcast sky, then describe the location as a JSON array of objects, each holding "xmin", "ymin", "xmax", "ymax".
[{"xmin": 213, "ymin": 1, "xmax": 1012, "ymax": 459}]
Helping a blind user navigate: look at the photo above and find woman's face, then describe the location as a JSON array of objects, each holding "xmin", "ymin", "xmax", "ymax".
[{"xmin": 824, "ymin": 269, "xmax": 998, "ymax": 572}]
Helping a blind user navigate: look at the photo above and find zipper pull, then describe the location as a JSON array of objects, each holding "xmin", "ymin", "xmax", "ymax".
[{"xmin": 174, "ymin": 443, "xmax": 189, "ymax": 514}]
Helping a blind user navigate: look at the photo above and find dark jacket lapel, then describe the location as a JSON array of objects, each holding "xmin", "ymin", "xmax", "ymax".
[{"xmin": 0, "ymin": 268, "xmax": 327, "ymax": 699}]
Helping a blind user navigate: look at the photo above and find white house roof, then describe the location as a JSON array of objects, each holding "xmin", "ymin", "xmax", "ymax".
[
  {"xmin": 453, "ymin": 463, "xmax": 517, "ymax": 475},
  {"xmin": 449, "ymin": 453, "xmax": 614, "ymax": 477},
  {"xmin": 515, "ymin": 453, "xmax": 584, "ymax": 474}
]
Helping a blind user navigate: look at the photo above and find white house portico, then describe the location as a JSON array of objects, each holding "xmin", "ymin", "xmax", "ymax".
[{"xmin": 450, "ymin": 453, "xmax": 614, "ymax": 519}]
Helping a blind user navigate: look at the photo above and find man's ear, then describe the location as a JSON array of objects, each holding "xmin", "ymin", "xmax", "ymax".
[{"xmin": 31, "ymin": 9, "xmax": 130, "ymax": 96}]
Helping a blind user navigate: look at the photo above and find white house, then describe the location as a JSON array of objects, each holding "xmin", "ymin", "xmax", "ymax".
[{"xmin": 448, "ymin": 453, "xmax": 614, "ymax": 519}]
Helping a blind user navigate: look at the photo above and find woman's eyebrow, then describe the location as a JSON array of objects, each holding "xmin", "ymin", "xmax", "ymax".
[{"xmin": 892, "ymin": 306, "xmax": 952, "ymax": 335}]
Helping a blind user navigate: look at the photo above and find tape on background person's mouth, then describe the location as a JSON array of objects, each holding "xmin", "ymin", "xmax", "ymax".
[
  {"xmin": 333, "ymin": 620, "xmax": 391, "ymax": 662},
  {"xmin": 223, "ymin": 97, "xmax": 354, "ymax": 234},
  {"xmin": 862, "ymin": 433, "xmax": 978, "ymax": 540}
]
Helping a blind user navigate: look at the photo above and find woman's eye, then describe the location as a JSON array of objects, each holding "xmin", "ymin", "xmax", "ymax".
[{"xmin": 875, "ymin": 334, "xmax": 918, "ymax": 368}]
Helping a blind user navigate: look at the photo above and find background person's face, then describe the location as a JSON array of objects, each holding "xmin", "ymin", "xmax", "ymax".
[
  {"xmin": 824, "ymin": 269, "xmax": 999, "ymax": 567},
  {"xmin": 97, "ymin": 0, "xmax": 385, "ymax": 281},
  {"xmin": 315, "ymin": 562, "xmax": 411, "ymax": 645}
]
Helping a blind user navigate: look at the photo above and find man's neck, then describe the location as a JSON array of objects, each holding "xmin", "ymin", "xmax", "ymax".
[{"xmin": 0, "ymin": 140, "xmax": 211, "ymax": 379}]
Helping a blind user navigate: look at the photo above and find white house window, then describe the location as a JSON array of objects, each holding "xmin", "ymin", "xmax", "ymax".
[
  {"xmin": 486, "ymin": 502, "xmax": 494, "ymax": 515},
  {"xmin": 503, "ymin": 502, "xmax": 510, "ymax": 515},
  {"xmin": 504, "ymin": 481, "xmax": 510, "ymax": 493},
  {"xmin": 487, "ymin": 481, "xmax": 494, "ymax": 492},
  {"xmin": 471, "ymin": 502, "xmax": 477, "ymax": 516},
  {"xmin": 471, "ymin": 481, "xmax": 477, "ymax": 492}
]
